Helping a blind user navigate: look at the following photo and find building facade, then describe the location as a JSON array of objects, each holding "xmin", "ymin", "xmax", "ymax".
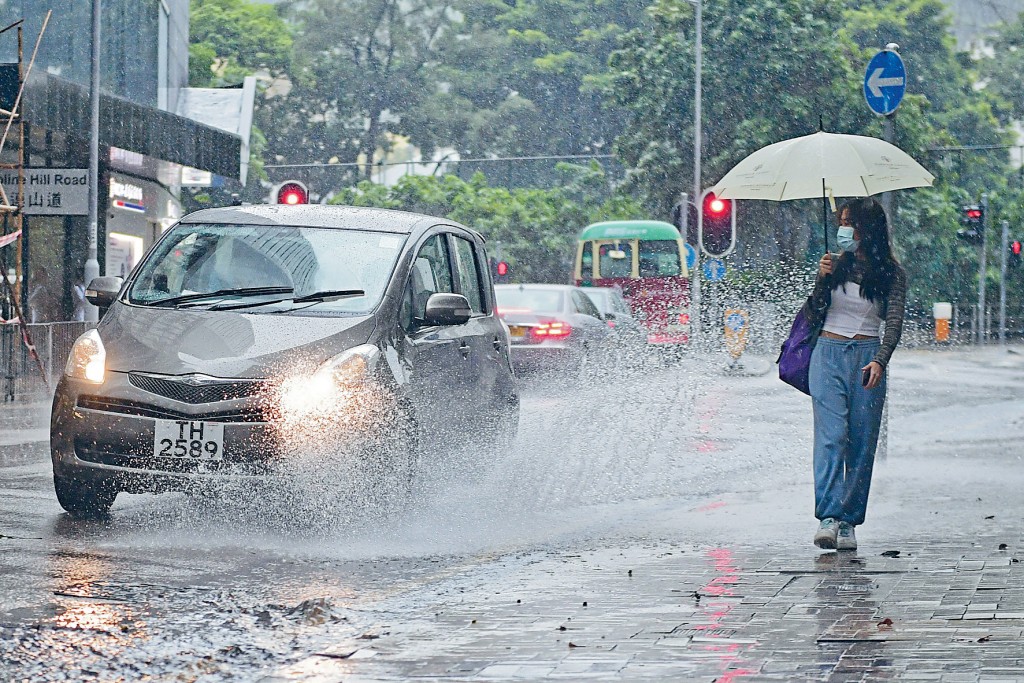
[{"xmin": 0, "ymin": 0, "xmax": 247, "ymax": 322}]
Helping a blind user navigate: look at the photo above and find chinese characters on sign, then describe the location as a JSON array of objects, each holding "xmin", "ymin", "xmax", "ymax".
[{"xmin": 0, "ymin": 169, "xmax": 89, "ymax": 215}]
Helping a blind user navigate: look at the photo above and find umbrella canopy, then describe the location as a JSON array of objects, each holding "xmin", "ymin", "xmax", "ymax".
[
  {"xmin": 706, "ymin": 131, "xmax": 934, "ymax": 252},
  {"xmin": 708, "ymin": 131, "xmax": 934, "ymax": 201}
]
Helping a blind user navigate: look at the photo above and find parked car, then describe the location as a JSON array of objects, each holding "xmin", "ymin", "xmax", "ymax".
[
  {"xmin": 51, "ymin": 205, "xmax": 519, "ymax": 516},
  {"xmin": 581, "ymin": 286, "xmax": 649, "ymax": 363},
  {"xmin": 494, "ymin": 283, "xmax": 612, "ymax": 375}
]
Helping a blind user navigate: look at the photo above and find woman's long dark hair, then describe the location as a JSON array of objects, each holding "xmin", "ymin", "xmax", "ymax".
[{"xmin": 831, "ymin": 198, "xmax": 900, "ymax": 302}]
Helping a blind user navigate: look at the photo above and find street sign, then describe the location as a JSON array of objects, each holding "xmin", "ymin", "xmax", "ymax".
[
  {"xmin": 703, "ymin": 258, "xmax": 725, "ymax": 281},
  {"xmin": 723, "ymin": 308, "xmax": 749, "ymax": 360},
  {"xmin": 725, "ymin": 311, "xmax": 747, "ymax": 332},
  {"xmin": 0, "ymin": 168, "xmax": 89, "ymax": 215},
  {"xmin": 864, "ymin": 50, "xmax": 906, "ymax": 116},
  {"xmin": 684, "ymin": 243, "xmax": 697, "ymax": 271}
]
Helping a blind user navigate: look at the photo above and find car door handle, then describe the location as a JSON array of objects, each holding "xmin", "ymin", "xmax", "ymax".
[
  {"xmin": 459, "ymin": 341, "xmax": 471, "ymax": 358},
  {"xmin": 492, "ymin": 337, "xmax": 502, "ymax": 351}
]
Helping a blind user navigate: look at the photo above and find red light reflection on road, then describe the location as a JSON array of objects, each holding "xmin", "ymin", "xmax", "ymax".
[{"xmin": 692, "ymin": 547, "xmax": 758, "ymax": 681}]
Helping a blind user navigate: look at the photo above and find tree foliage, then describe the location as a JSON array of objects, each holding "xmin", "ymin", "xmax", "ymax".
[
  {"xmin": 329, "ymin": 165, "xmax": 647, "ymax": 282},
  {"xmin": 189, "ymin": 0, "xmax": 292, "ymax": 87}
]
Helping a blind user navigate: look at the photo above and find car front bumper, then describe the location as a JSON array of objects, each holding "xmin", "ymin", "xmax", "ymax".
[{"xmin": 50, "ymin": 371, "xmax": 397, "ymax": 493}]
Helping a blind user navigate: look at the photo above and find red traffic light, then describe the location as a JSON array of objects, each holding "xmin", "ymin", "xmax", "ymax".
[
  {"xmin": 704, "ymin": 193, "xmax": 730, "ymax": 216},
  {"xmin": 1013, "ymin": 241, "xmax": 1022, "ymax": 256},
  {"xmin": 276, "ymin": 181, "xmax": 308, "ymax": 205},
  {"xmin": 966, "ymin": 208, "xmax": 982, "ymax": 220},
  {"xmin": 496, "ymin": 261, "xmax": 509, "ymax": 277}
]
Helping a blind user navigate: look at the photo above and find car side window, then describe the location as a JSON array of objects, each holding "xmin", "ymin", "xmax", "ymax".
[
  {"xmin": 572, "ymin": 290, "xmax": 602, "ymax": 319},
  {"xmin": 401, "ymin": 234, "xmax": 454, "ymax": 331},
  {"xmin": 452, "ymin": 236, "xmax": 486, "ymax": 314}
]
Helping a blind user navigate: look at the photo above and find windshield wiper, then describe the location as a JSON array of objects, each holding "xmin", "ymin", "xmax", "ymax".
[
  {"xmin": 293, "ymin": 289, "xmax": 365, "ymax": 303},
  {"xmin": 145, "ymin": 286, "xmax": 294, "ymax": 308},
  {"xmin": 207, "ymin": 289, "xmax": 366, "ymax": 311}
]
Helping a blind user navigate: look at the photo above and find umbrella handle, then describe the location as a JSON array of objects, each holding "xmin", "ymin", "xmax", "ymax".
[{"xmin": 822, "ymin": 179, "xmax": 829, "ymax": 253}]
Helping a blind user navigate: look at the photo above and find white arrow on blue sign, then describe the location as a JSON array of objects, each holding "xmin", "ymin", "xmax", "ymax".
[
  {"xmin": 864, "ymin": 49, "xmax": 906, "ymax": 116},
  {"xmin": 703, "ymin": 258, "xmax": 725, "ymax": 282}
]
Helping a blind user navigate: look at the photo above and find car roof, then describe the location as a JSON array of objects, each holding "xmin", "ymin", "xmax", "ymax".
[
  {"xmin": 179, "ymin": 204, "xmax": 465, "ymax": 236},
  {"xmin": 494, "ymin": 284, "xmax": 578, "ymax": 292}
]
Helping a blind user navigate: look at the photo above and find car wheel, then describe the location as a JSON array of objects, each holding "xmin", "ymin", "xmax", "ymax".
[{"xmin": 53, "ymin": 474, "xmax": 118, "ymax": 518}]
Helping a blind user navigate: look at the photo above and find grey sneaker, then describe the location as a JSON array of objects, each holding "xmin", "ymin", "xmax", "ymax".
[
  {"xmin": 837, "ymin": 522, "xmax": 857, "ymax": 551},
  {"xmin": 814, "ymin": 518, "xmax": 839, "ymax": 549}
]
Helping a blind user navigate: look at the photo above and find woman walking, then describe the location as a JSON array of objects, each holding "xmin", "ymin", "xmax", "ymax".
[{"xmin": 808, "ymin": 198, "xmax": 907, "ymax": 551}]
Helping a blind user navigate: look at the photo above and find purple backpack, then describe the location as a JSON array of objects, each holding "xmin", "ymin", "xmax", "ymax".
[{"xmin": 777, "ymin": 296, "xmax": 827, "ymax": 395}]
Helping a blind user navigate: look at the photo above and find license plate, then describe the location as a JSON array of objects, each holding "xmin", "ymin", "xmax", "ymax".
[
  {"xmin": 509, "ymin": 325, "xmax": 527, "ymax": 338},
  {"xmin": 153, "ymin": 420, "xmax": 225, "ymax": 461}
]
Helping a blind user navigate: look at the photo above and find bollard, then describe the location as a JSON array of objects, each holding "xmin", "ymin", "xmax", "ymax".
[{"xmin": 933, "ymin": 302, "xmax": 952, "ymax": 343}]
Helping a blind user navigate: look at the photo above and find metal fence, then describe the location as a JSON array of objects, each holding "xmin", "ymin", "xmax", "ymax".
[{"xmin": 1, "ymin": 321, "xmax": 94, "ymax": 402}]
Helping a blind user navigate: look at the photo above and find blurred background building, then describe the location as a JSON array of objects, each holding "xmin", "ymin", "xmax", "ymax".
[{"xmin": 0, "ymin": 0, "xmax": 253, "ymax": 321}]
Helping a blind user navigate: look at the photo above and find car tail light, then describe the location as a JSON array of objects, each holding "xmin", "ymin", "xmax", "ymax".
[
  {"xmin": 678, "ymin": 312, "xmax": 690, "ymax": 325},
  {"xmin": 532, "ymin": 321, "xmax": 572, "ymax": 339}
]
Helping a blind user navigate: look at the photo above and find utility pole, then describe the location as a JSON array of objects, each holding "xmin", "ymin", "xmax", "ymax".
[
  {"xmin": 977, "ymin": 193, "xmax": 988, "ymax": 344},
  {"xmin": 999, "ymin": 219, "xmax": 1008, "ymax": 345},
  {"xmin": 84, "ymin": 0, "xmax": 101, "ymax": 322}
]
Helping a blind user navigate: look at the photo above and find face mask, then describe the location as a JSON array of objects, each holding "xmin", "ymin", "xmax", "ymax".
[{"xmin": 836, "ymin": 226, "xmax": 859, "ymax": 253}]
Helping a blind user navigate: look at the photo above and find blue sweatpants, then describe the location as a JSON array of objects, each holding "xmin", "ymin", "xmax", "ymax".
[{"xmin": 808, "ymin": 337, "xmax": 886, "ymax": 526}]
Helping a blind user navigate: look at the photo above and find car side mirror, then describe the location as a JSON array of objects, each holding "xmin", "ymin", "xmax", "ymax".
[
  {"xmin": 422, "ymin": 293, "xmax": 472, "ymax": 326},
  {"xmin": 85, "ymin": 276, "xmax": 124, "ymax": 308}
]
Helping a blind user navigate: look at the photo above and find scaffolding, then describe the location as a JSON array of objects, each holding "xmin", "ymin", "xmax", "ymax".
[{"xmin": 0, "ymin": 12, "xmax": 51, "ymax": 398}]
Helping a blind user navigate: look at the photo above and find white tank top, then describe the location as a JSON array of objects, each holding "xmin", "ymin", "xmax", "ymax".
[{"xmin": 823, "ymin": 282, "xmax": 883, "ymax": 338}]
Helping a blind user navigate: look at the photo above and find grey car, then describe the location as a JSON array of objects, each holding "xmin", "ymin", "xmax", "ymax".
[
  {"xmin": 581, "ymin": 286, "xmax": 649, "ymax": 362},
  {"xmin": 494, "ymin": 284, "xmax": 612, "ymax": 374},
  {"xmin": 51, "ymin": 205, "xmax": 519, "ymax": 516}
]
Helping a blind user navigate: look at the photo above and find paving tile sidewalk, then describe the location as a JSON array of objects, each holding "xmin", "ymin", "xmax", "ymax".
[{"xmin": 267, "ymin": 450, "xmax": 1024, "ymax": 682}]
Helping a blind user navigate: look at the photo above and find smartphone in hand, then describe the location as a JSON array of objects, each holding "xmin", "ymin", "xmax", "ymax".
[{"xmin": 862, "ymin": 367, "xmax": 872, "ymax": 388}]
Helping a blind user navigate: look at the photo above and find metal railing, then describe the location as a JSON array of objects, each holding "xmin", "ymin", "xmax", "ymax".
[{"xmin": 1, "ymin": 321, "xmax": 94, "ymax": 402}]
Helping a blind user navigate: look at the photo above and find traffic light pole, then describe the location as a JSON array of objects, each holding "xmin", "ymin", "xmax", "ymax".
[
  {"xmin": 999, "ymin": 219, "xmax": 1008, "ymax": 345},
  {"xmin": 977, "ymin": 193, "xmax": 988, "ymax": 344},
  {"xmin": 691, "ymin": 0, "xmax": 703, "ymax": 349}
]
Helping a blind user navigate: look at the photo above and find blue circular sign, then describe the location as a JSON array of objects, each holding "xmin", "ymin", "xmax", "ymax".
[
  {"xmin": 725, "ymin": 312, "xmax": 746, "ymax": 332},
  {"xmin": 864, "ymin": 50, "xmax": 906, "ymax": 116},
  {"xmin": 703, "ymin": 258, "xmax": 726, "ymax": 282},
  {"xmin": 684, "ymin": 243, "xmax": 697, "ymax": 271}
]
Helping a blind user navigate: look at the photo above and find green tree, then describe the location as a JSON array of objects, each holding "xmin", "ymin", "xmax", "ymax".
[
  {"xmin": 330, "ymin": 167, "xmax": 646, "ymax": 282},
  {"xmin": 418, "ymin": 0, "xmax": 647, "ymax": 171},
  {"xmin": 189, "ymin": 0, "xmax": 292, "ymax": 87},
  {"xmin": 263, "ymin": 0, "xmax": 459, "ymax": 183}
]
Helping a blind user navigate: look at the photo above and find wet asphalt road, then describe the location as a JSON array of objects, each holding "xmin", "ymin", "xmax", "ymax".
[{"xmin": 0, "ymin": 347, "xmax": 1021, "ymax": 680}]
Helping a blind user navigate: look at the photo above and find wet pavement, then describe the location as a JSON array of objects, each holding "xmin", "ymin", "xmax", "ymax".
[{"xmin": 1, "ymin": 345, "xmax": 1023, "ymax": 681}]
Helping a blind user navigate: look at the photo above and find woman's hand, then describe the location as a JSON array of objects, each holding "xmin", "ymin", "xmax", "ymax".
[
  {"xmin": 861, "ymin": 361, "xmax": 884, "ymax": 390},
  {"xmin": 818, "ymin": 253, "xmax": 833, "ymax": 277}
]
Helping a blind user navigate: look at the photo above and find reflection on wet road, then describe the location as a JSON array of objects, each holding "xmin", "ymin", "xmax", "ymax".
[{"xmin": 2, "ymin": 348, "xmax": 1022, "ymax": 680}]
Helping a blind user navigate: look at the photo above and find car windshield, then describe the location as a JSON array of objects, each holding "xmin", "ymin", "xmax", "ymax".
[
  {"xmin": 128, "ymin": 223, "xmax": 406, "ymax": 315},
  {"xmin": 495, "ymin": 287, "xmax": 564, "ymax": 315}
]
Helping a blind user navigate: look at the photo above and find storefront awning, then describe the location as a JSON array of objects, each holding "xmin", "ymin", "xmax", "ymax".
[{"xmin": 7, "ymin": 68, "xmax": 243, "ymax": 181}]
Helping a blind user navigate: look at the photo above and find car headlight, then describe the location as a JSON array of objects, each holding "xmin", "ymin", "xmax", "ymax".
[
  {"xmin": 279, "ymin": 344, "xmax": 381, "ymax": 415},
  {"xmin": 65, "ymin": 329, "xmax": 106, "ymax": 384}
]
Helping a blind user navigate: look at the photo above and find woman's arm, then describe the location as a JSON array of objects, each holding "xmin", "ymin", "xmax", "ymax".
[{"xmin": 872, "ymin": 267, "xmax": 907, "ymax": 368}]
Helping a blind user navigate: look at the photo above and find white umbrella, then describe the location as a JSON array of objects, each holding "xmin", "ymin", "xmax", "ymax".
[{"xmin": 707, "ymin": 131, "xmax": 934, "ymax": 249}]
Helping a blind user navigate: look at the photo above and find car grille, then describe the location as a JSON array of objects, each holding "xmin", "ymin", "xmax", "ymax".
[
  {"xmin": 77, "ymin": 395, "xmax": 273, "ymax": 423},
  {"xmin": 128, "ymin": 372, "xmax": 268, "ymax": 404}
]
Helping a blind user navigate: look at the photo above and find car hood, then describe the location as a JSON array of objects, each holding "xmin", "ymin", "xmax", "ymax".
[{"xmin": 98, "ymin": 304, "xmax": 377, "ymax": 378}]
